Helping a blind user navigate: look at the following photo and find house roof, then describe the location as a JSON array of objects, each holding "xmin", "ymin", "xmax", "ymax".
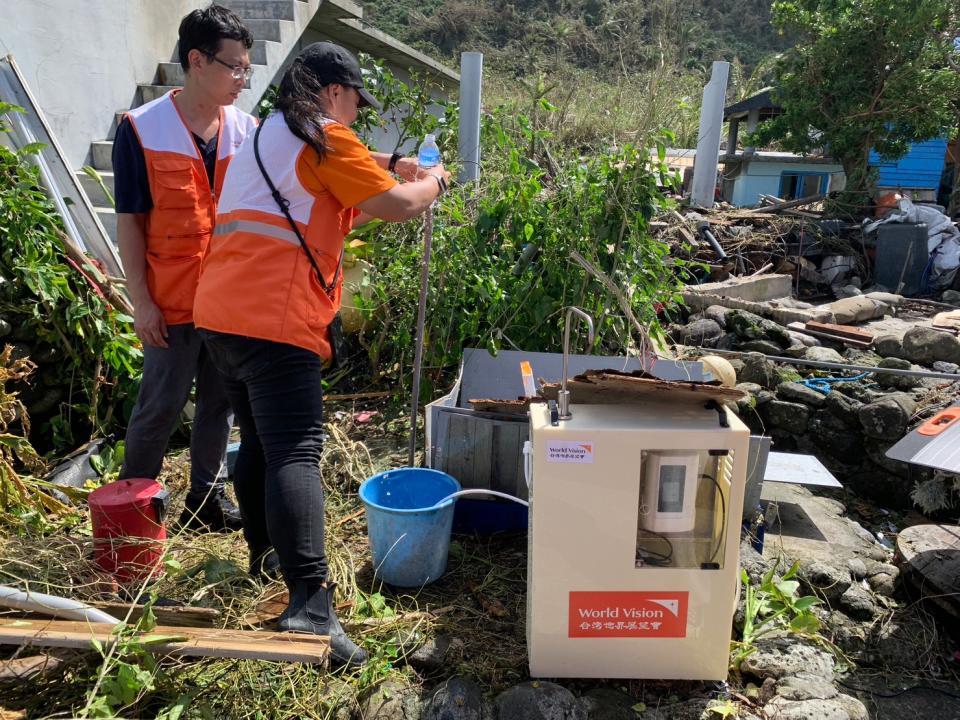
[{"xmin": 723, "ymin": 89, "xmax": 783, "ymax": 121}]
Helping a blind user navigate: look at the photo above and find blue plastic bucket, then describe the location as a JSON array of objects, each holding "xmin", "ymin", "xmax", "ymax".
[{"xmin": 359, "ymin": 468, "xmax": 460, "ymax": 587}]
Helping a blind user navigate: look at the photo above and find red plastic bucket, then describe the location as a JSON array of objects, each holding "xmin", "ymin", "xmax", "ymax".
[{"xmin": 89, "ymin": 478, "xmax": 169, "ymax": 584}]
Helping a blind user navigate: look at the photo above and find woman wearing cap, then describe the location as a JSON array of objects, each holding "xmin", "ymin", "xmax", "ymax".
[{"xmin": 193, "ymin": 41, "xmax": 450, "ymax": 668}]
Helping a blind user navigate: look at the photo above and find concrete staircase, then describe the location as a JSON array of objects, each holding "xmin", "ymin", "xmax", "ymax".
[{"xmin": 79, "ymin": 0, "xmax": 362, "ymax": 243}]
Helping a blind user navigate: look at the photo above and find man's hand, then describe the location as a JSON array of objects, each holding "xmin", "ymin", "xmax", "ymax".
[
  {"xmin": 393, "ymin": 156, "xmax": 420, "ymax": 183},
  {"xmin": 133, "ymin": 298, "xmax": 169, "ymax": 348}
]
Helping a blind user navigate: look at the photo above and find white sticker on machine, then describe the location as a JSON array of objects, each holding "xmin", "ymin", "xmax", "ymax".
[{"xmin": 546, "ymin": 441, "xmax": 594, "ymax": 464}]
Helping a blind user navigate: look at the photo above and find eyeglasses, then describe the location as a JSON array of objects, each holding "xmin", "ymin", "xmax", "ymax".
[{"xmin": 206, "ymin": 53, "xmax": 254, "ymax": 81}]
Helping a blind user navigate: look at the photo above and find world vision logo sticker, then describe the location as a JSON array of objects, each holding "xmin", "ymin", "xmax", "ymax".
[
  {"xmin": 546, "ymin": 441, "xmax": 594, "ymax": 464},
  {"xmin": 569, "ymin": 591, "xmax": 688, "ymax": 638}
]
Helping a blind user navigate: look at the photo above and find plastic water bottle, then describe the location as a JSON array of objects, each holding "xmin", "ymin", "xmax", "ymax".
[{"xmin": 417, "ymin": 134, "xmax": 440, "ymax": 169}]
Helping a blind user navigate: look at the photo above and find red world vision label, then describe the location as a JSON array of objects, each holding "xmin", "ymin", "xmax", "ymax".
[{"xmin": 569, "ymin": 591, "xmax": 688, "ymax": 638}]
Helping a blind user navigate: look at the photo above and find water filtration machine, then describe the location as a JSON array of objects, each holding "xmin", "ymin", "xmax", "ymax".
[{"xmin": 526, "ymin": 399, "xmax": 749, "ymax": 680}]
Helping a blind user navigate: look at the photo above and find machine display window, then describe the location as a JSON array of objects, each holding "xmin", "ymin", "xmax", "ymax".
[{"xmin": 635, "ymin": 450, "xmax": 733, "ymax": 569}]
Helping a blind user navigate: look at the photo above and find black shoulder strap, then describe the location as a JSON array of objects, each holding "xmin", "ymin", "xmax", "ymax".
[{"xmin": 252, "ymin": 120, "xmax": 343, "ymax": 299}]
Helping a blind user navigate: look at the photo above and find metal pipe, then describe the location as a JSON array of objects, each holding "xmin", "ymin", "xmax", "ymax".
[
  {"xmin": 407, "ymin": 207, "xmax": 434, "ymax": 466},
  {"xmin": 559, "ymin": 307, "xmax": 595, "ymax": 420},
  {"xmin": 0, "ymin": 585, "xmax": 120, "ymax": 625},
  {"xmin": 697, "ymin": 221, "xmax": 729, "ymax": 260},
  {"xmin": 457, "ymin": 52, "xmax": 483, "ymax": 183},
  {"xmin": 693, "ymin": 347, "xmax": 960, "ymax": 381}
]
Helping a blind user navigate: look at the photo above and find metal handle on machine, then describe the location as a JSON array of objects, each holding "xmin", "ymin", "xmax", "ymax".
[{"xmin": 559, "ymin": 307, "xmax": 595, "ymax": 421}]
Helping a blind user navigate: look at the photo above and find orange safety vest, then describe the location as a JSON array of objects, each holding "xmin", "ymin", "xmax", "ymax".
[
  {"xmin": 194, "ymin": 113, "xmax": 393, "ymax": 360},
  {"xmin": 126, "ymin": 91, "xmax": 256, "ymax": 325}
]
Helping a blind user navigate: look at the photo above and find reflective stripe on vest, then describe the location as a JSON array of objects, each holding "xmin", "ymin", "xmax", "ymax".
[
  {"xmin": 194, "ymin": 113, "xmax": 352, "ymax": 360},
  {"xmin": 126, "ymin": 91, "xmax": 256, "ymax": 325}
]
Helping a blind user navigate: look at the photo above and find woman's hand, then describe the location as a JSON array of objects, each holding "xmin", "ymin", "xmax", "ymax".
[{"xmin": 393, "ymin": 156, "xmax": 420, "ymax": 183}]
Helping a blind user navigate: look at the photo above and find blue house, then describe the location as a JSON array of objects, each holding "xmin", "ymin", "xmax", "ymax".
[
  {"xmin": 722, "ymin": 91, "xmax": 951, "ymax": 206},
  {"xmin": 869, "ymin": 138, "xmax": 948, "ymax": 200}
]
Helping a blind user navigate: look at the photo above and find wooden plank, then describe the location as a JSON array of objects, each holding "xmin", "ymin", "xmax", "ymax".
[
  {"xmin": 491, "ymin": 421, "xmax": 525, "ymax": 499},
  {"xmin": 88, "ymin": 602, "xmax": 221, "ymax": 628},
  {"xmin": 0, "ymin": 618, "xmax": 329, "ymax": 664},
  {"xmin": 444, "ymin": 413, "xmax": 486, "ymax": 489},
  {"xmin": 470, "ymin": 417, "xmax": 494, "ymax": 491},
  {"xmin": 787, "ymin": 322, "xmax": 873, "ymax": 348},
  {"xmin": 804, "ymin": 320, "xmax": 874, "ymax": 343},
  {"xmin": 746, "ymin": 193, "xmax": 825, "ymax": 214}
]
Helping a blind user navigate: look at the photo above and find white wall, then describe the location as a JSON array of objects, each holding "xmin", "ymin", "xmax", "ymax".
[{"xmin": 1, "ymin": 0, "xmax": 202, "ymax": 167}]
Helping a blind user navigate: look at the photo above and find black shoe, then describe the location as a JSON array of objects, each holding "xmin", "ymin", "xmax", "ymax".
[
  {"xmin": 277, "ymin": 581, "xmax": 367, "ymax": 668},
  {"xmin": 249, "ymin": 548, "xmax": 282, "ymax": 583},
  {"xmin": 177, "ymin": 489, "xmax": 243, "ymax": 533}
]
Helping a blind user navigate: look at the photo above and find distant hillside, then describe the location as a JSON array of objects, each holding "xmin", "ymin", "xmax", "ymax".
[{"xmin": 361, "ymin": 0, "xmax": 789, "ymax": 78}]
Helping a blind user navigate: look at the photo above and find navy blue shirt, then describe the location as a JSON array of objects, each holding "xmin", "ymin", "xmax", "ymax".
[{"xmin": 112, "ymin": 118, "xmax": 218, "ymax": 214}]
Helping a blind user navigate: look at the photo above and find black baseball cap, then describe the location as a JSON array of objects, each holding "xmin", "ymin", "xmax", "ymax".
[{"xmin": 298, "ymin": 41, "xmax": 382, "ymax": 112}]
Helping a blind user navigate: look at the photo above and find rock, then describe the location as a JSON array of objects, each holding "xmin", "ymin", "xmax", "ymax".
[
  {"xmin": 670, "ymin": 319, "xmax": 724, "ymax": 346},
  {"xmin": 799, "ymin": 560, "xmax": 851, "ymax": 603},
  {"xmin": 841, "ymin": 349, "xmax": 882, "ymax": 367},
  {"xmin": 728, "ymin": 310, "xmax": 793, "ymax": 348},
  {"xmin": 761, "ymin": 697, "xmax": 849, "ymax": 720},
  {"xmin": 839, "ymin": 583, "xmax": 878, "ymax": 620},
  {"xmin": 832, "ymin": 694, "xmax": 868, "ymax": 720},
  {"xmin": 740, "ymin": 539, "xmax": 772, "ymax": 584},
  {"xmin": 761, "ymin": 401, "xmax": 810, "ymax": 434},
  {"xmin": 866, "ymin": 572, "xmax": 896, "ymax": 596},
  {"xmin": 858, "ymin": 393, "xmax": 916, "ymax": 440},
  {"xmin": 806, "ymin": 411, "xmax": 864, "ymax": 461},
  {"xmin": 739, "ymin": 352, "xmax": 779, "ymax": 389},
  {"xmin": 823, "ymin": 392, "xmax": 864, "ymax": 428},
  {"xmin": 578, "ymin": 688, "xmax": 636, "ymax": 720},
  {"xmin": 873, "ymin": 334, "xmax": 904, "ymax": 359},
  {"xmin": 788, "ymin": 331, "xmax": 820, "ymax": 348},
  {"xmin": 737, "ymin": 382, "xmax": 763, "ymax": 396},
  {"xmin": 704, "ymin": 305, "xmax": 733, "ymax": 328},
  {"xmin": 775, "ymin": 674, "xmax": 839, "ymax": 701},
  {"xmin": 715, "ymin": 333, "xmax": 739, "ymax": 350},
  {"xmin": 739, "ymin": 340, "xmax": 783, "ymax": 355},
  {"xmin": 422, "ymin": 677, "xmax": 491, "ymax": 720},
  {"xmin": 876, "ymin": 357, "xmax": 920, "ymax": 390},
  {"xmin": 494, "ymin": 682, "xmax": 586, "ymax": 720},
  {"xmin": 804, "ymin": 347, "xmax": 845, "ymax": 364},
  {"xmin": 777, "ymin": 382, "xmax": 826, "ymax": 407},
  {"xmin": 822, "ymin": 611, "xmax": 868, "ymax": 655},
  {"xmin": 942, "ymin": 289, "xmax": 960, "ymax": 306},
  {"xmin": 932, "ymin": 360, "xmax": 959, "ymax": 374},
  {"xmin": 407, "ymin": 635, "xmax": 452, "ymax": 673},
  {"xmin": 359, "ymin": 680, "xmax": 422, "ymax": 720},
  {"xmin": 900, "ymin": 326, "xmax": 960, "ymax": 364},
  {"xmin": 776, "ymin": 367, "xmax": 803, "ymax": 384},
  {"xmin": 740, "ymin": 637, "xmax": 836, "ymax": 681},
  {"xmin": 845, "ymin": 559, "xmax": 867, "ymax": 579}
]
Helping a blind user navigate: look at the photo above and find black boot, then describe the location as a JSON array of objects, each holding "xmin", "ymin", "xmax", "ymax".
[
  {"xmin": 278, "ymin": 581, "xmax": 367, "ymax": 668},
  {"xmin": 249, "ymin": 547, "xmax": 282, "ymax": 583},
  {"xmin": 177, "ymin": 489, "xmax": 243, "ymax": 533}
]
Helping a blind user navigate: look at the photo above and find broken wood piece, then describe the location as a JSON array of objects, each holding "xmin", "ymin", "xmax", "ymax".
[
  {"xmin": 787, "ymin": 322, "xmax": 872, "ymax": 348},
  {"xmin": 87, "ymin": 601, "xmax": 222, "ymax": 628},
  {"xmin": 931, "ymin": 310, "xmax": 960, "ymax": 333},
  {"xmin": 804, "ymin": 321, "xmax": 874, "ymax": 344},
  {"xmin": 541, "ymin": 369, "xmax": 746, "ymax": 406},
  {"xmin": 746, "ymin": 193, "xmax": 825, "ymax": 214},
  {"xmin": 0, "ymin": 618, "xmax": 329, "ymax": 664},
  {"xmin": 0, "ymin": 650, "xmax": 75, "ymax": 682}
]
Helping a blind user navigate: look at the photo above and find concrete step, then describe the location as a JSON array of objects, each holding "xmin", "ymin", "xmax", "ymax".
[
  {"xmin": 94, "ymin": 206, "xmax": 117, "ymax": 243},
  {"xmin": 138, "ymin": 84, "xmax": 180, "ymax": 105},
  {"xmin": 249, "ymin": 39, "xmax": 282, "ymax": 66},
  {"xmin": 76, "ymin": 169, "xmax": 115, "ymax": 208},
  {"xmin": 243, "ymin": 18, "xmax": 296, "ymax": 43},
  {"xmin": 90, "ymin": 140, "xmax": 114, "ymax": 172},
  {"xmin": 219, "ymin": 0, "xmax": 297, "ymax": 20}
]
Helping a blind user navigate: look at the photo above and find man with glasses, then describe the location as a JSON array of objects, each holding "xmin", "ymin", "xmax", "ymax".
[{"xmin": 113, "ymin": 4, "xmax": 257, "ymax": 536}]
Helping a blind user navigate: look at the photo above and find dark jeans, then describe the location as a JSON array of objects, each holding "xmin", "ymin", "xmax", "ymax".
[
  {"xmin": 199, "ymin": 330, "xmax": 328, "ymax": 584},
  {"xmin": 121, "ymin": 323, "xmax": 231, "ymax": 496}
]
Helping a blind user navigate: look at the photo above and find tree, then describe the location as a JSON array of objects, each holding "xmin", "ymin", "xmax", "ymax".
[{"xmin": 752, "ymin": 0, "xmax": 960, "ymax": 213}]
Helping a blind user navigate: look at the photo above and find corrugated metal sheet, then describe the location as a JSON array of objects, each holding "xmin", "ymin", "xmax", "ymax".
[{"xmin": 869, "ymin": 137, "xmax": 948, "ymax": 190}]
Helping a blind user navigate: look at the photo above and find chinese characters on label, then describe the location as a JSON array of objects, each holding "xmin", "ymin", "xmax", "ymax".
[{"xmin": 569, "ymin": 591, "xmax": 688, "ymax": 638}]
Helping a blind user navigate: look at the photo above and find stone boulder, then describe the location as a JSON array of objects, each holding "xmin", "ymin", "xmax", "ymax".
[
  {"xmin": 740, "ymin": 637, "xmax": 836, "ymax": 681},
  {"xmin": 739, "ymin": 340, "xmax": 784, "ymax": 355},
  {"xmin": 873, "ymin": 334, "xmax": 904, "ymax": 359},
  {"xmin": 704, "ymin": 305, "xmax": 733, "ymax": 329},
  {"xmin": 578, "ymin": 688, "xmax": 637, "ymax": 720},
  {"xmin": 760, "ymin": 401, "xmax": 810, "ymax": 434},
  {"xmin": 798, "ymin": 560, "xmax": 852, "ymax": 603},
  {"xmin": 738, "ymin": 352, "xmax": 780, "ymax": 389},
  {"xmin": 494, "ymin": 682, "xmax": 586, "ymax": 720},
  {"xmin": 727, "ymin": 310, "xmax": 793, "ymax": 348},
  {"xmin": 776, "ymin": 382, "xmax": 826, "ymax": 408},
  {"xmin": 804, "ymin": 347, "xmax": 845, "ymax": 364},
  {"xmin": 900, "ymin": 326, "xmax": 960, "ymax": 365},
  {"xmin": 858, "ymin": 393, "xmax": 916, "ymax": 441},
  {"xmin": 669, "ymin": 319, "xmax": 724, "ymax": 347},
  {"xmin": 422, "ymin": 678, "xmax": 491, "ymax": 720},
  {"xmin": 823, "ymin": 392, "xmax": 864, "ymax": 428},
  {"xmin": 875, "ymin": 357, "xmax": 920, "ymax": 390},
  {"xmin": 359, "ymin": 680, "xmax": 422, "ymax": 720}
]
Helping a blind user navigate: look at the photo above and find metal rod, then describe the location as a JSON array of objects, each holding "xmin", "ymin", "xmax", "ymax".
[
  {"xmin": 559, "ymin": 307, "xmax": 595, "ymax": 420},
  {"xmin": 407, "ymin": 207, "xmax": 434, "ymax": 466},
  {"xmin": 692, "ymin": 347, "xmax": 960, "ymax": 381}
]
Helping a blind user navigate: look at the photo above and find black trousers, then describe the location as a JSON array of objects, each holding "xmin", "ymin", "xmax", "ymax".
[{"xmin": 200, "ymin": 330, "xmax": 328, "ymax": 584}]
